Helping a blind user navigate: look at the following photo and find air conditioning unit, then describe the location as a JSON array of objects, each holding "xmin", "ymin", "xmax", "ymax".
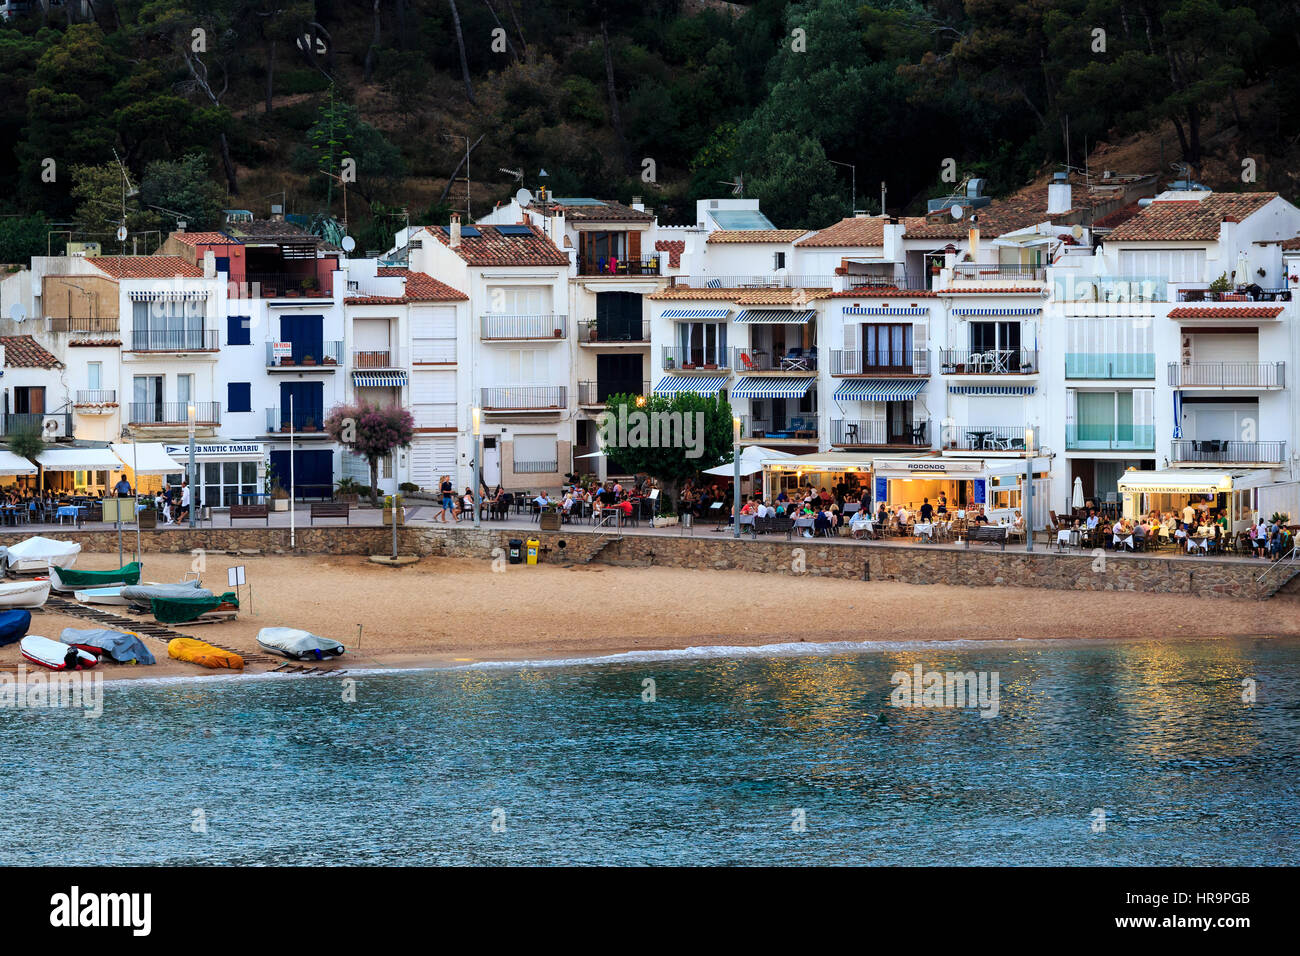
[{"xmin": 42, "ymin": 416, "xmax": 67, "ymax": 439}]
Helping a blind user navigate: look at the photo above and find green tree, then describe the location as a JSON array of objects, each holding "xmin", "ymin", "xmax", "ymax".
[
  {"xmin": 70, "ymin": 162, "xmax": 165, "ymax": 253},
  {"xmin": 324, "ymin": 402, "xmax": 415, "ymax": 507},
  {"xmin": 599, "ymin": 392, "xmax": 732, "ymax": 503},
  {"xmin": 141, "ymin": 154, "xmax": 226, "ymax": 230},
  {"xmin": 298, "ymin": 93, "xmax": 407, "ymax": 207},
  {"xmin": 0, "ymin": 214, "xmax": 52, "ymax": 266}
]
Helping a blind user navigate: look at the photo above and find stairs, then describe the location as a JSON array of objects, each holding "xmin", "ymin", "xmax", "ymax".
[{"xmin": 583, "ymin": 536, "xmax": 620, "ymax": 565}]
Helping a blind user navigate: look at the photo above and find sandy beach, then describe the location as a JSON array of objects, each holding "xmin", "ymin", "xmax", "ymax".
[{"xmin": 1, "ymin": 550, "xmax": 1295, "ymax": 681}]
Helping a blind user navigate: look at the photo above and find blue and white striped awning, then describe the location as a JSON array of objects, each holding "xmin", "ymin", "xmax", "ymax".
[
  {"xmin": 353, "ymin": 371, "xmax": 408, "ymax": 387},
  {"xmin": 653, "ymin": 374, "xmax": 729, "ymax": 397},
  {"xmin": 947, "ymin": 384, "xmax": 1035, "ymax": 396},
  {"xmin": 952, "ymin": 306, "xmax": 1042, "ymax": 316},
  {"xmin": 731, "ymin": 376, "xmax": 816, "ymax": 400},
  {"xmin": 842, "ymin": 306, "xmax": 929, "ymax": 316},
  {"xmin": 834, "ymin": 378, "xmax": 928, "ymax": 401},
  {"xmin": 660, "ymin": 308, "xmax": 731, "ymax": 319},
  {"xmin": 734, "ymin": 309, "xmax": 817, "ymax": 324}
]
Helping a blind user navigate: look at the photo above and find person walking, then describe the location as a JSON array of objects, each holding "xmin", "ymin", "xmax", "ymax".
[
  {"xmin": 437, "ymin": 475, "xmax": 453, "ymax": 522},
  {"xmin": 177, "ymin": 479, "xmax": 191, "ymax": 525},
  {"xmin": 113, "ymin": 475, "xmax": 133, "ymax": 497}
]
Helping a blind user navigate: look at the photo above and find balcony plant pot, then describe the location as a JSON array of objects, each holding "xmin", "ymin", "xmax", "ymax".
[
  {"xmin": 302, "ymin": 357, "xmax": 317, "ymax": 366},
  {"xmin": 280, "ymin": 357, "xmax": 295, "ymax": 367},
  {"xmin": 553, "ymin": 329, "xmax": 563, "ymax": 338},
  {"xmin": 281, "ymin": 422, "xmax": 292, "ymax": 434},
  {"xmin": 272, "ymin": 496, "xmax": 290, "ymax": 513},
  {"xmin": 323, "ymin": 356, "xmax": 337, "ymax": 366},
  {"xmin": 138, "ymin": 508, "xmax": 157, "ymax": 530},
  {"xmin": 539, "ymin": 510, "xmax": 562, "ymax": 531}
]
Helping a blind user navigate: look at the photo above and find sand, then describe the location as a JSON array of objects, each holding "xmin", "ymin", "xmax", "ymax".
[{"xmin": 3, "ymin": 551, "xmax": 1296, "ymax": 681}]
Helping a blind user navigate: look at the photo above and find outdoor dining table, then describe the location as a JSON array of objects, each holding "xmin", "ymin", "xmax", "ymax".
[
  {"xmin": 56, "ymin": 505, "xmax": 84, "ymax": 525},
  {"xmin": 1187, "ymin": 535, "xmax": 1211, "ymax": 553},
  {"xmin": 912, "ymin": 522, "xmax": 934, "ymax": 540},
  {"xmin": 965, "ymin": 430, "xmax": 993, "ymax": 449},
  {"xmin": 1113, "ymin": 532, "xmax": 1134, "ymax": 550},
  {"xmin": 1057, "ymin": 528, "xmax": 1080, "ymax": 551}
]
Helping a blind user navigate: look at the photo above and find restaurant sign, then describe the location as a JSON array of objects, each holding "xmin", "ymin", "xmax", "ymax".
[
  {"xmin": 877, "ymin": 458, "xmax": 985, "ymax": 476},
  {"xmin": 163, "ymin": 443, "xmax": 264, "ymax": 461}
]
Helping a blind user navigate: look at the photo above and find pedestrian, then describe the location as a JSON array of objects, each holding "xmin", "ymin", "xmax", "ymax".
[
  {"xmin": 437, "ymin": 475, "xmax": 453, "ymax": 522},
  {"xmin": 177, "ymin": 479, "xmax": 191, "ymax": 524},
  {"xmin": 113, "ymin": 475, "xmax": 133, "ymax": 497}
]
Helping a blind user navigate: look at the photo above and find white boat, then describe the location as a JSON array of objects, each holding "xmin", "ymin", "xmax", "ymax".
[
  {"xmin": 257, "ymin": 627, "xmax": 346, "ymax": 660},
  {"xmin": 20, "ymin": 634, "xmax": 96, "ymax": 671},
  {"xmin": 0, "ymin": 579, "xmax": 51, "ymax": 609},
  {"xmin": 5, "ymin": 536, "xmax": 80, "ymax": 574},
  {"xmin": 73, "ymin": 586, "xmax": 129, "ymax": 606}
]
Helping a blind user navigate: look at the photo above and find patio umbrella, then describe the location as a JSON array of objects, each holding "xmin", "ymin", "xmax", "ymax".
[
  {"xmin": 1072, "ymin": 476, "xmax": 1085, "ymax": 510},
  {"xmin": 702, "ymin": 445, "xmax": 793, "ymax": 477}
]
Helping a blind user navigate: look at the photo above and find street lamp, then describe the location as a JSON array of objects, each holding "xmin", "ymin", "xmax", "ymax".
[
  {"xmin": 1024, "ymin": 426, "xmax": 1036, "ymax": 552},
  {"xmin": 471, "ymin": 406, "xmax": 481, "ymax": 529},
  {"xmin": 732, "ymin": 416, "xmax": 742, "ymax": 539},
  {"xmin": 187, "ymin": 403, "xmax": 197, "ymax": 529}
]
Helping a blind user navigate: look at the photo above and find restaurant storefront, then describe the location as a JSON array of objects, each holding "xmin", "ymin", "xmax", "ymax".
[
  {"xmin": 872, "ymin": 456, "xmax": 1053, "ymax": 527},
  {"xmin": 162, "ymin": 442, "xmax": 265, "ymax": 508},
  {"xmin": 1116, "ymin": 469, "xmax": 1275, "ymax": 532},
  {"xmin": 760, "ymin": 452, "xmax": 874, "ymax": 500}
]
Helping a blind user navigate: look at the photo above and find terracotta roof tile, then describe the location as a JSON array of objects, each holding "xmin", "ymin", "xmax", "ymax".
[
  {"xmin": 427, "ymin": 223, "xmax": 568, "ymax": 267},
  {"xmin": 1167, "ymin": 305, "xmax": 1284, "ymax": 319},
  {"xmin": 529, "ymin": 199, "xmax": 654, "ymax": 223},
  {"xmin": 1107, "ymin": 193, "xmax": 1277, "ymax": 241},
  {"xmin": 362, "ymin": 267, "xmax": 467, "ymax": 303},
  {"xmin": 939, "ymin": 287, "xmax": 1049, "ymax": 295},
  {"xmin": 90, "ymin": 256, "xmax": 203, "ymax": 279},
  {"xmin": 647, "ymin": 287, "xmax": 750, "ymax": 300},
  {"xmin": 735, "ymin": 288, "xmax": 832, "ymax": 305},
  {"xmin": 1281, "ymin": 236, "xmax": 1300, "ymax": 251},
  {"xmin": 796, "ymin": 217, "xmax": 927, "ymax": 247},
  {"xmin": 169, "ymin": 231, "xmax": 239, "ymax": 246},
  {"xmin": 828, "ymin": 289, "xmax": 939, "ymax": 298},
  {"xmin": 707, "ymin": 230, "xmax": 808, "ymax": 244},
  {"xmin": 1, "ymin": 334, "xmax": 63, "ymax": 369},
  {"xmin": 345, "ymin": 295, "xmax": 406, "ymax": 305}
]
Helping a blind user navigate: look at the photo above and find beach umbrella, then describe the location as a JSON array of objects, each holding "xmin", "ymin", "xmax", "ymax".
[
  {"xmin": 702, "ymin": 445, "xmax": 793, "ymax": 477},
  {"xmin": 1072, "ymin": 476, "xmax": 1084, "ymax": 510}
]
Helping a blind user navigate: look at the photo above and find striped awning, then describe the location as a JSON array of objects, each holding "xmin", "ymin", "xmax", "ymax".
[
  {"xmin": 128, "ymin": 290, "xmax": 209, "ymax": 301},
  {"xmin": 947, "ymin": 384, "xmax": 1035, "ymax": 396},
  {"xmin": 834, "ymin": 378, "xmax": 927, "ymax": 401},
  {"xmin": 353, "ymin": 371, "xmax": 408, "ymax": 387},
  {"xmin": 733, "ymin": 309, "xmax": 817, "ymax": 324},
  {"xmin": 660, "ymin": 308, "xmax": 731, "ymax": 319},
  {"xmin": 652, "ymin": 374, "xmax": 729, "ymax": 397},
  {"xmin": 731, "ymin": 376, "xmax": 816, "ymax": 400},
  {"xmin": 842, "ymin": 306, "xmax": 929, "ymax": 316},
  {"xmin": 952, "ymin": 306, "xmax": 1042, "ymax": 316}
]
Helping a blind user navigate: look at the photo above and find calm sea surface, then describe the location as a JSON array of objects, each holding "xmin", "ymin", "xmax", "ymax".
[{"xmin": 2, "ymin": 637, "xmax": 1296, "ymax": 865}]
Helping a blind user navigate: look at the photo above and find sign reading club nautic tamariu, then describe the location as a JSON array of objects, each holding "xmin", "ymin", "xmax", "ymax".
[{"xmin": 163, "ymin": 443, "xmax": 264, "ymax": 460}]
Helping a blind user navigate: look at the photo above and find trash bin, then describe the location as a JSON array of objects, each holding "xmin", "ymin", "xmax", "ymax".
[
  {"xmin": 508, "ymin": 539, "xmax": 523, "ymax": 564},
  {"xmin": 526, "ymin": 537, "xmax": 540, "ymax": 565}
]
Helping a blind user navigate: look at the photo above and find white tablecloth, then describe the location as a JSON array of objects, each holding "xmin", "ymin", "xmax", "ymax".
[{"xmin": 913, "ymin": 522, "xmax": 933, "ymax": 538}]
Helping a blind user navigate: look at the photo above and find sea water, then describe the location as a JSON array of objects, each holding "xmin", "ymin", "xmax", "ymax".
[{"xmin": 1, "ymin": 637, "xmax": 1296, "ymax": 865}]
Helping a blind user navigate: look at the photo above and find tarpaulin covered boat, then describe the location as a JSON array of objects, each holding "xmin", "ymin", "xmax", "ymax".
[
  {"xmin": 151, "ymin": 592, "xmax": 239, "ymax": 625},
  {"xmin": 120, "ymin": 581, "xmax": 208, "ymax": 609},
  {"xmin": 0, "ymin": 579, "xmax": 51, "ymax": 609},
  {"xmin": 60, "ymin": 627, "xmax": 156, "ymax": 665},
  {"xmin": 256, "ymin": 627, "xmax": 345, "ymax": 660},
  {"xmin": 73, "ymin": 587, "xmax": 129, "ymax": 606},
  {"xmin": 50, "ymin": 562, "xmax": 142, "ymax": 592},
  {"xmin": 21, "ymin": 635, "xmax": 96, "ymax": 671},
  {"xmin": 167, "ymin": 637, "xmax": 243, "ymax": 670},
  {"xmin": 5, "ymin": 536, "xmax": 80, "ymax": 573},
  {"xmin": 0, "ymin": 609, "xmax": 32, "ymax": 647}
]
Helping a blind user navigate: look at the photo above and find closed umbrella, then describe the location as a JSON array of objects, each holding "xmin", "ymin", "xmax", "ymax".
[{"xmin": 1072, "ymin": 476, "xmax": 1085, "ymax": 510}]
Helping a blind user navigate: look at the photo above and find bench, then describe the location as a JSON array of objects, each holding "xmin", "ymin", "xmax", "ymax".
[
  {"xmin": 966, "ymin": 524, "xmax": 1007, "ymax": 550},
  {"xmin": 310, "ymin": 501, "xmax": 350, "ymax": 525},
  {"xmin": 230, "ymin": 503, "xmax": 270, "ymax": 525}
]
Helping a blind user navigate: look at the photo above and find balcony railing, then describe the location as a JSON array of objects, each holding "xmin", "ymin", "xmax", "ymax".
[
  {"xmin": 129, "ymin": 329, "xmax": 220, "ymax": 352},
  {"xmin": 352, "ymin": 349, "xmax": 402, "ymax": 369},
  {"xmin": 939, "ymin": 349, "xmax": 1039, "ymax": 373},
  {"xmin": 1175, "ymin": 288, "xmax": 1292, "ymax": 303},
  {"xmin": 662, "ymin": 346, "xmax": 729, "ymax": 371},
  {"xmin": 733, "ymin": 347, "xmax": 818, "ymax": 372},
  {"xmin": 1171, "ymin": 440, "xmax": 1286, "ymax": 464},
  {"xmin": 577, "ymin": 256, "xmax": 662, "ymax": 277},
  {"xmin": 577, "ymin": 380, "xmax": 650, "ymax": 405},
  {"xmin": 578, "ymin": 318, "xmax": 650, "ymax": 343},
  {"xmin": 128, "ymin": 402, "xmax": 220, "ymax": 426},
  {"xmin": 1, "ymin": 412, "xmax": 71, "ymax": 437},
  {"xmin": 831, "ymin": 349, "xmax": 928, "ymax": 375},
  {"xmin": 266, "ymin": 408, "xmax": 328, "ymax": 434},
  {"xmin": 245, "ymin": 272, "xmax": 334, "ymax": 298},
  {"xmin": 1167, "ymin": 362, "xmax": 1285, "ymax": 388},
  {"xmin": 480, "ymin": 387, "xmax": 567, "ymax": 411},
  {"xmin": 1066, "ymin": 354, "xmax": 1156, "ymax": 379},
  {"xmin": 743, "ymin": 416, "xmax": 818, "ymax": 440},
  {"xmin": 514, "ymin": 459, "xmax": 560, "ymax": 474},
  {"xmin": 480, "ymin": 314, "xmax": 568, "ymax": 340},
  {"xmin": 845, "ymin": 272, "xmax": 929, "ymax": 291},
  {"xmin": 669, "ymin": 275, "xmax": 837, "ymax": 290},
  {"xmin": 74, "ymin": 390, "xmax": 117, "ymax": 405},
  {"xmin": 266, "ymin": 341, "xmax": 343, "ymax": 367},
  {"xmin": 945, "ymin": 425, "xmax": 1030, "ymax": 452},
  {"xmin": 950, "ymin": 263, "xmax": 1046, "ymax": 282},
  {"xmin": 1065, "ymin": 425, "xmax": 1156, "ymax": 451},
  {"xmin": 831, "ymin": 419, "xmax": 930, "ymax": 447},
  {"xmin": 47, "ymin": 317, "xmax": 120, "ymax": 334},
  {"xmin": 1054, "ymin": 276, "xmax": 1168, "ymax": 303}
]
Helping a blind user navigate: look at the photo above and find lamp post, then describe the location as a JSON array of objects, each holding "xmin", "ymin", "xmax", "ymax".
[
  {"xmin": 829, "ymin": 159, "xmax": 856, "ymax": 215},
  {"xmin": 732, "ymin": 416, "xmax": 742, "ymax": 539},
  {"xmin": 471, "ymin": 406, "xmax": 481, "ymax": 529},
  {"xmin": 1024, "ymin": 426, "xmax": 1036, "ymax": 552},
  {"xmin": 187, "ymin": 403, "xmax": 197, "ymax": 529}
]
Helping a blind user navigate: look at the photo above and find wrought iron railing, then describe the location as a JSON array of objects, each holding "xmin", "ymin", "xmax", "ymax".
[
  {"xmin": 939, "ymin": 349, "xmax": 1038, "ymax": 373},
  {"xmin": 127, "ymin": 402, "xmax": 221, "ymax": 425},
  {"xmin": 480, "ymin": 314, "xmax": 568, "ymax": 340},
  {"xmin": 830, "ymin": 349, "xmax": 928, "ymax": 375},
  {"xmin": 831, "ymin": 419, "xmax": 930, "ymax": 446},
  {"xmin": 480, "ymin": 387, "xmax": 567, "ymax": 410},
  {"xmin": 1167, "ymin": 362, "xmax": 1285, "ymax": 388},
  {"xmin": 1170, "ymin": 440, "xmax": 1286, "ymax": 464}
]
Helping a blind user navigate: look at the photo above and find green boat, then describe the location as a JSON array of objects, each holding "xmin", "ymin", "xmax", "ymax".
[{"xmin": 49, "ymin": 562, "xmax": 142, "ymax": 593}]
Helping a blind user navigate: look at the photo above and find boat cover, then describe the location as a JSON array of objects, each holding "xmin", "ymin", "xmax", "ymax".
[
  {"xmin": 257, "ymin": 627, "xmax": 345, "ymax": 660},
  {"xmin": 151, "ymin": 592, "xmax": 238, "ymax": 625},
  {"xmin": 5, "ymin": 536, "xmax": 80, "ymax": 568},
  {"xmin": 60, "ymin": 627, "xmax": 156, "ymax": 665},
  {"xmin": 167, "ymin": 637, "xmax": 243, "ymax": 670},
  {"xmin": 51, "ymin": 562, "xmax": 141, "ymax": 590},
  {"xmin": 120, "ymin": 580, "xmax": 208, "ymax": 608},
  {"xmin": 0, "ymin": 609, "xmax": 32, "ymax": 647}
]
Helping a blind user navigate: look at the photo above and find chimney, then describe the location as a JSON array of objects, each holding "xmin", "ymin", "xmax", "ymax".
[
  {"xmin": 967, "ymin": 224, "xmax": 981, "ymax": 263},
  {"xmin": 202, "ymin": 250, "xmax": 216, "ymax": 278},
  {"xmin": 449, "ymin": 213, "xmax": 462, "ymax": 249},
  {"xmin": 270, "ymin": 203, "xmax": 284, "ymax": 222},
  {"xmin": 882, "ymin": 220, "xmax": 905, "ymax": 263},
  {"xmin": 631, "ymin": 196, "xmax": 644, "ymax": 212},
  {"xmin": 1047, "ymin": 172, "xmax": 1072, "ymax": 216}
]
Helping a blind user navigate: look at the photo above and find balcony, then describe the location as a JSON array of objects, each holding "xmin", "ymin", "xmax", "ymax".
[
  {"xmin": 1167, "ymin": 362, "xmax": 1285, "ymax": 389},
  {"xmin": 514, "ymin": 459, "xmax": 560, "ymax": 474},
  {"xmin": 266, "ymin": 341, "xmax": 343, "ymax": 369},
  {"xmin": 480, "ymin": 387, "xmax": 567, "ymax": 411},
  {"xmin": 1065, "ymin": 424, "xmax": 1156, "ymax": 451},
  {"xmin": 939, "ymin": 349, "xmax": 1039, "ymax": 374},
  {"xmin": 1054, "ymin": 276, "xmax": 1168, "ymax": 303},
  {"xmin": 831, "ymin": 419, "xmax": 930, "ymax": 447},
  {"xmin": 577, "ymin": 380, "xmax": 650, "ymax": 406},
  {"xmin": 944, "ymin": 425, "xmax": 1031, "ymax": 452},
  {"xmin": 479, "ymin": 314, "xmax": 568, "ymax": 341},
  {"xmin": 578, "ymin": 318, "xmax": 650, "ymax": 344},
  {"xmin": 128, "ymin": 329, "xmax": 220, "ymax": 352},
  {"xmin": 47, "ymin": 317, "xmax": 120, "ymax": 335},
  {"xmin": 662, "ymin": 346, "xmax": 730, "ymax": 371},
  {"xmin": 352, "ymin": 349, "xmax": 402, "ymax": 369},
  {"xmin": 733, "ymin": 347, "xmax": 818, "ymax": 373},
  {"xmin": 844, "ymin": 273, "xmax": 929, "ymax": 292},
  {"xmin": 1, "ymin": 412, "xmax": 71, "ymax": 438},
  {"xmin": 577, "ymin": 256, "xmax": 662, "ymax": 277},
  {"xmin": 74, "ymin": 389, "xmax": 117, "ymax": 406},
  {"xmin": 949, "ymin": 263, "xmax": 1046, "ymax": 283},
  {"xmin": 246, "ymin": 272, "xmax": 334, "ymax": 299},
  {"xmin": 1066, "ymin": 354, "xmax": 1155, "ymax": 379},
  {"xmin": 669, "ymin": 275, "xmax": 837, "ymax": 290},
  {"xmin": 1171, "ymin": 440, "xmax": 1286, "ymax": 465},
  {"xmin": 128, "ymin": 402, "xmax": 220, "ymax": 426},
  {"xmin": 265, "ymin": 408, "xmax": 330, "ymax": 436},
  {"xmin": 741, "ymin": 415, "xmax": 818, "ymax": 442},
  {"xmin": 1175, "ymin": 287, "xmax": 1291, "ymax": 303},
  {"xmin": 831, "ymin": 349, "xmax": 928, "ymax": 376}
]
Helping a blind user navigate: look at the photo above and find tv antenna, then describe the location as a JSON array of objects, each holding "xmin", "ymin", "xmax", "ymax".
[
  {"xmin": 499, "ymin": 167, "xmax": 524, "ymax": 183},
  {"xmin": 718, "ymin": 174, "xmax": 744, "ymax": 197}
]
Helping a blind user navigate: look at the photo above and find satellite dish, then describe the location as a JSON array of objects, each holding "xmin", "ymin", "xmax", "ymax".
[
  {"xmin": 9, "ymin": 304, "xmax": 26, "ymax": 323},
  {"xmin": 1071, "ymin": 224, "xmax": 1084, "ymax": 240},
  {"xmin": 341, "ymin": 236, "xmax": 357, "ymax": 253},
  {"xmin": 538, "ymin": 168, "xmax": 549, "ymax": 178},
  {"xmin": 116, "ymin": 226, "xmax": 128, "ymax": 242},
  {"xmin": 516, "ymin": 187, "xmax": 534, "ymax": 207},
  {"xmin": 949, "ymin": 205, "xmax": 965, "ymax": 220}
]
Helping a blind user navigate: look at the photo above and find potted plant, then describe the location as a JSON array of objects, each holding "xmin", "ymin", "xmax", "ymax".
[
  {"xmin": 302, "ymin": 417, "xmax": 318, "ymax": 433},
  {"xmin": 302, "ymin": 354, "xmax": 317, "ymax": 366},
  {"xmin": 301, "ymin": 277, "xmax": 318, "ymax": 293},
  {"xmin": 281, "ymin": 419, "xmax": 293, "ymax": 433},
  {"xmin": 334, "ymin": 477, "xmax": 362, "ymax": 505},
  {"xmin": 664, "ymin": 355, "xmax": 674, "ymax": 369},
  {"xmin": 323, "ymin": 354, "xmax": 338, "ymax": 366},
  {"xmin": 271, "ymin": 483, "xmax": 290, "ymax": 512},
  {"xmin": 383, "ymin": 493, "xmax": 405, "ymax": 526},
  {"xmin": 280, "ymin": 355, "xmax": 296, "ymax": 367},
  {"xmin": 539, "ymin": 504, "xmax": 562, "ymax": 530}
]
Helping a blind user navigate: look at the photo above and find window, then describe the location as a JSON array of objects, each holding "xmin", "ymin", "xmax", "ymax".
[
  {"xmin": 773, "ymin": 251, "xmax": 786, "ymax": 270},
  {"xmin": 227, "ymin": 382, "xmax": 252, "ymax": 413},
  {"xmin": 87, "ymin": 362, "xmax": 102, "ymax": 391},
  {"xmin": 177, "ymin": 374, "xmax": 193, "ymax": 407},
  {"xmin": 227, "ymin": 314, "xmax": 251, "ymax": 345},
  {"xmin": 488, "ymin": 286, "xmax": 546, "ymax": 314},
  {"xmin": 506, "ymin": 349, "xmax": 546, "ymax": 383},
  {"xmin": 12, "ymin": 386, "xmax": 44, "ymax": 414}
]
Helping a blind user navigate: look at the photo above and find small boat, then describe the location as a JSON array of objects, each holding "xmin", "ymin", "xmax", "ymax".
[
  {"xmin": 0, "ymin": 579, "xmax": 51, "ymax": 609},
  {"xmin": 0, "ymin": 609, "xmax": 32, "ymax": 647},
  {"xmin": 120, "ymin": 581, "xmax": 208, "ymax": 610},
  {"xmin": 5, "ymin": 536, "xmax": 81, "ymax": 574},
  {"xmin": 20, "ymin": 635, "xmax": 97, "ymax": 671},
  {"xmin": 49, "ymin": 562, "xmax": 141, "ymax": 593},
  {"xmin": 73, "ymin": 586, "xmax": 130, "ymax": 606},
  {"xmin": 60, "ymin": 628, "xmax": 155, "ymax": 665},
  {"xmin": 257, "ymin": 627, "xmax": 345, "ymax": 660},
  {"xmin": 167, "ymin": 637, "xmax": 243, "ymax": 670}
]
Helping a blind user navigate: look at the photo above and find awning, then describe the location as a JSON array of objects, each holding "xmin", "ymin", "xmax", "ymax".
[
  {"xmin": 1117, "ymin": 470, "xmax": 1235, "ymax": 495},
  {"xmin": 834, "ymin": 379, "xmax": 927, "ymax": 401},
  {"xmin": 660, "ymin": 308, "xmax": 731, "ymax": 319},
  {"xmin": 842, "ymin": 306, "xmax": 929, "ymax": 316},
  {"xmin": 652, "ymin": 374, "xmax": 729, "ymax": 397},
  {"xmin": 36, "ymin": 448, "xmax": 123, "ymax": 472},
  {"xmin": 952, "ymin": 307, "xmax": 1042, "ymax": 316},
  {"xmin": 731, "ymin": 376, "xmax": 816, "ymax": 400},
  {"xmin": 0, "ymin": 450, "xmax": 37, "ymax": 475},
  {"xmin": 110, "ymin": 443, "xmax": 185, "ymax": 475},
  {"xmin": 947, "ymin": 384, "xmax": 1036, "ymax": 395},
  {"xmin": 733, "ymin": 309, "xmax": 817, "ymax": 324},
  {"xmin": 353, "ymin": 371, "xmax": 408, "ymax": 387}
]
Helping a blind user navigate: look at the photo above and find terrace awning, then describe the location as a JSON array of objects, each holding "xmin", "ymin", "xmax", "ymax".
[
  {"xmin": 833, "ymin": 379, "xmax": 927, "ymax": 401},
  {"xmin": 36, "ymin": 448, "xmax": 123, "ymax": 472},
  {"xmin": 0, "ymin": 450, "xmax": 37, "ymax": 475},
  {"xmin": 660, "ymin": 308, "xmax": 731, "ymax": 319},
  {"xmin": 842, "ymin": 306, "xmax": 929, "ymax": 316},
  {"xmin": 733, "ymin": 309, "xmax": 817, "ymax": 324},
  {"xmin": 652, "ymin": 374, "xmax": 729, "ymax": 397},
  {"xmin": 1116, "ymin": 470, "xmax": 1235, "ymax": 495},
  {"xmin": 110, "ymin": 443, "xmax": 185, "ymax": 475},
  {"xmin": 947, "ymin": 384, "xmax": 1036, "ymax": 395},
  {"xmin": 731, "ymin": 376, "xmax": 816, "ymax": 400},
  {"xmin": 952, "ymin": 307, "xmax": 1042, "ymax": 316},
  {"xmin": 353, "ymin": 371, "xmax": 408, "ymax": 387}
]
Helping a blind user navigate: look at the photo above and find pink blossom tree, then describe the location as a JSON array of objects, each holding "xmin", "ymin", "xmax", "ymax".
[{"xmin": 324, "ymin": 402, "xmax": 415, "ymax": 507}]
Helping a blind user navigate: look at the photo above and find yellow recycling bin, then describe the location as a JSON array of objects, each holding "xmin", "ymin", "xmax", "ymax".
[{"xmin": 526, "ymin": 538, "xmax": 540, "ymax": 565}]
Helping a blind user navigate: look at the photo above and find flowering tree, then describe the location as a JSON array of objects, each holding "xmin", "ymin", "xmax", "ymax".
[{"xmin": 324, "ymin": 402, "xmax": 415, "ymax": 507}]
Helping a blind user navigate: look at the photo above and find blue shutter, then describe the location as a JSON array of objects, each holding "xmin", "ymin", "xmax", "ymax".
[
  {"xmin": 227, "ymin": 315, "xmax": 251, "ymax": 346},
  {"xmin": 227, "ymin": 382, "xmax": 251, "ymax": 413}
]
